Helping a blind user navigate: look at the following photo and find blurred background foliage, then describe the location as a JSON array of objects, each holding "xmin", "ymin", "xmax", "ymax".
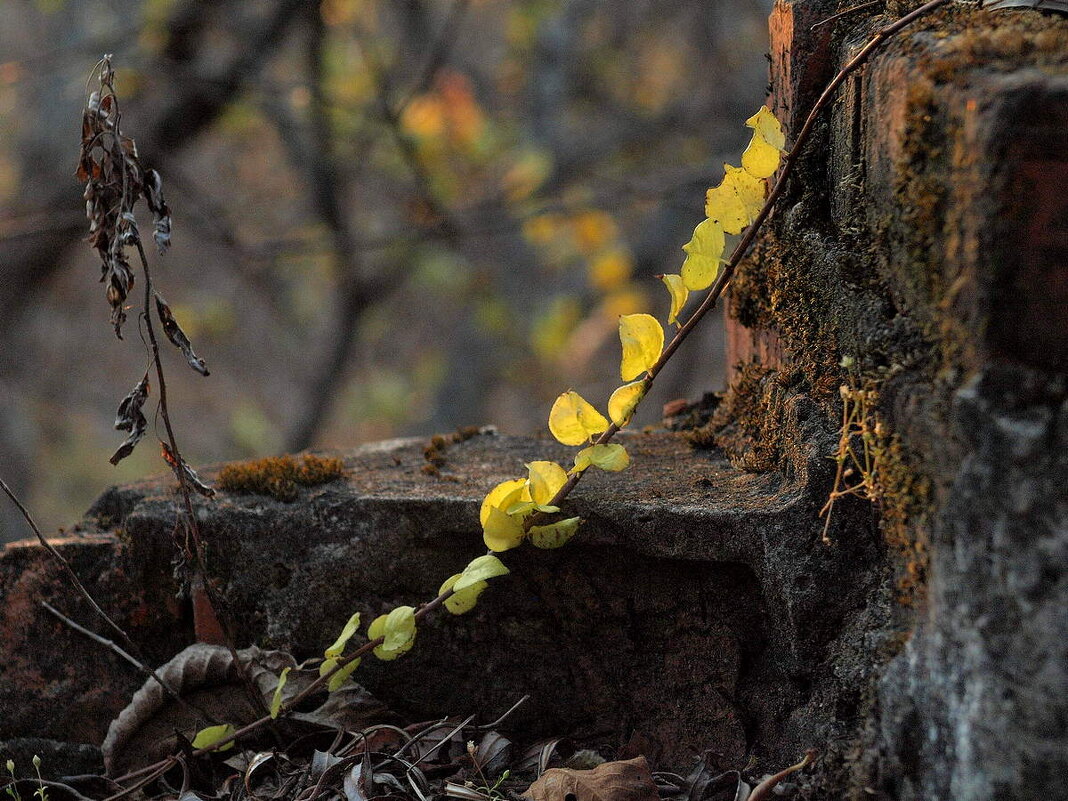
[{"xmin": 0, "ymin": 0, "xmax": 772, "ymax": 540}]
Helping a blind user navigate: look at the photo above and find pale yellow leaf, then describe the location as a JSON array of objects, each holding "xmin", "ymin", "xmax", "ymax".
[
  {"xmin": 705, "ymin": 165, "xmax": 766, "ymax": 235},
  {"xmin": 745, "ymin": 105, "xmax": 786, "ymax": 151},
  {"xmin": 548, "ymin": 390, "xmax": 609, "ymax": 446},
  {"xmin": 483, "ymin": 504, "xmax": 526, "ymax": 551},
  {"xmin": 574, "ymin": 444, "xmax": 630, "ymax": 472},
  {"xmin": 608, "ymin": 381, "xmax": 646, "ymax": 427},
  {"xmin": 741, "ymin": 131, "xmax": 781, "ymax": 179},
  {"xmin": 660, "ymin": 274, "xmax": 689, "ymax": 324},
  {"xmin": 368, "ymin": 606, "xmax": 416, "ymax": 661},
  {"xmin": 455, "ymin": 554, "xmax": 510, "ymax": 591},
  {"xmin": 439, "ymin": 573, "xmax": 487, "ymax": 615},
  {"xmin": 527, "ymin": 460, "xmax": 568, "ymax": 507},
  {"xmin": 327, "ymin": 657, "xmax": 361, "ymax": 691},
  {"xmin": 529, "ymin": 517, "xmax": 582, "ymax": 549},
  {"xmin": 619, "ymin": 313, "xmax": 664, "ymax": 381},
  {"xmin": 680, "ymin": 219, "xmax": 725, "ymax": 291}
]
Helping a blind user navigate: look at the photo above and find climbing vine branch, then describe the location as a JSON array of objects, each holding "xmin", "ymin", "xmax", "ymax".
[{"xmin": 86, "ymin": 0, "xmax": 955, "ymax": 785}]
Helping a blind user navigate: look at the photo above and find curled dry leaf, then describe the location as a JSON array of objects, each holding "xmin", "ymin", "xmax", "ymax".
[
  {"xmin": 523, "ymin": 757, "xmax": 659, "ymax": 801},
  {"xmin": 101, "ymin": 644, "xmax": 282, "ymax": 774},
  {"xmin": 744, "ymin": 749, "xmax": 816, "ymax": 801},
  {"xmin": 160, "ymin": 440, "xmax": 216, "ymax": 498},
  {"xmin": 473, "ymin": 730, "xmax": 513, "ymax": 778},
  {"xmin": 155, "ymin": 293, "xmax": 209, "ymax": 376},
  {"xmin": 102, "ymin": 643, "xmax": 390, "ymax": 776},
  {"xmin": 110, "ymin": 372, "xmax": 149, "ymax": 465},
  {"xmin": 142, "ymin": 168, "xmax": 172, "ymax": 254}
]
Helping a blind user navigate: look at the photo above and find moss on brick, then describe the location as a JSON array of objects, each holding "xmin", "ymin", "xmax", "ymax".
[{"xmin": 217, "ymin": 453, "xmax": 345, "ymax": 502}]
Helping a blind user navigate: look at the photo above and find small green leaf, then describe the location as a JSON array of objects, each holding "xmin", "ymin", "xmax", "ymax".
[
  {"xmin": 270, "ymin": 667, "xmax": 291, "ymax": 719},
  {"xmin": 455, "ymin": 554, "xmax": 510, "ymax": 592},
  {"xmin": 191, "ymin": 723, "xmax": 236, "ymax": 752},
  {"xmin": 327, "ymin": 658, "xmax": 361, "ymax": 691},
  {"xmin": 529, "ymin": 517, "xmax": 581, "ymax": 549},
  {"xmin": 369, "ymin": 606, "xmax": 416, "ymax": 661},
  {"xmin": 324, "ymin": 612, "xmax": 361, "ymax": 660},
  {"xmin": 439, "ymin": 573, "xmax": 487, "ymax": 615}
]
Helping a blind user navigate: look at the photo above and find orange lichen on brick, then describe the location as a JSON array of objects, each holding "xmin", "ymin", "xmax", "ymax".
[{"xmin": 217, "ymin": 453, "xmax": 346, "ymax": 502}]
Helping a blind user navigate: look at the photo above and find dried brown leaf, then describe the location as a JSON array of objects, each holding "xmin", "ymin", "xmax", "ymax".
[
  {"xmin": 160, "ymin": 440, "xmax": 216, "ymax": 497},
  {"xmin": 523, "ymin": 757, "xmax": 659, "ymax": 801},
  {"xmin": 155, "ymin": 293, "xmax": 209, "ymax": 376},
  {"xmin": 110, "ymin": 372, "xmax": 149, "ymax": 464}
]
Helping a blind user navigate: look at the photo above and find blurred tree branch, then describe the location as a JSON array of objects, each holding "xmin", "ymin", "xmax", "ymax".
[{"xmin": 0, "ymin": 0, "xmax": 306, "ymax": 334}]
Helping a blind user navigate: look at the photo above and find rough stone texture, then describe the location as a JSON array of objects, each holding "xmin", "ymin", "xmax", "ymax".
[
  {"xmin": 722, "ymin": 3, "xmax": 1068, "ymax": 800},
  {"xmin": 1, "ymin": 428, "xmax": 886, "ymax": 774}
]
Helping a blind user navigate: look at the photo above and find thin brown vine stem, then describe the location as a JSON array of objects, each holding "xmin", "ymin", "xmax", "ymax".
[
  {"xmin": 115, "ymin": 0, "xmax": 952, "ymax": 772},
  {"xmin": 102, "ymin": 758, "xmax": 176, "ymax": 801},
  {"xmin": 133, "ymin": 239, "xmax": 270, "ymax": 721}
]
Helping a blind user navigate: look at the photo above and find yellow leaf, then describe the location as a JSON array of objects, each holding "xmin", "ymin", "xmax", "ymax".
[
  {"xmin": 600, "ymin": 287, "xmax": 647, "ymax": 318},
  {"xmin": 619, "ymin": 314, "xmax": 664, "ymax": 381},
  {"xmin": 574, "ymin": 443, "xmax": 630, "ymax": 472},
  {"xmin": 608, "ymin": 380, "xmax": 646, "ymax": 427},
  {"xmin": 680, "ymin": 219, "xmax": 725, "ymax": 291},
  {"xmin": 660, "ymin": 274, "xmax": 689, "ymax": 324},
  {"xmin": 191, "ymin": 723, "xmax": 235, "ymax": 752},
  {"xmin": 548, "ymin": 390, "xmax": 609, "ymax": 446},
  {"xmin": 532, "ymin": 296, "xmax": 582, "ymax": 363},
  {"xmin": 705, "ymin": 165, "xmax": 766, "ymax": 235},
  {"xmin": 527, "ymin": 461, "xmax": 568, "ymax": 507},
  {"xmin": 327, "ymin": 657, "xmax": 361, "ymax": 691},
  {"xmin": 439, "ymin": 573, "xmax": 487, "ymax": 615},
  {"xmin": 368, "ymin": 606, "xmax": 416, "ymax": 661},
  {"xmin": 483, "ymin": 504, "xmax": 526, "ymax": 551},
  {"xmin": 588, "ymin": 248, "xmax": 633, "ymax": 291},
  {"xmin": 745, "ymin": 105, "xmax": 786, "ymax": 151},
  {"xmin": 479, "ymin": 478, "xmax": 529, "ymax": 526},
  {"xmin": 455, "ymin": 554, "xmax": 510, "ymax": 591},
  {"xmin": 270, "ymin": 667, "xmax": 290, "ymax": 719},
  {"xmin": 529, "ymin": 517, "xmax": 581, "ymax": 549},
  {"xmin": 572, "ymin": 210, "xmax": 617, "ymax": 254},
  {"xmin": 741, "ymin": 131, "xmax": 781, "ymax": 179},
  {"xmin": 324, "ymin": 612, "xmax": 361, "ymax": 660}
]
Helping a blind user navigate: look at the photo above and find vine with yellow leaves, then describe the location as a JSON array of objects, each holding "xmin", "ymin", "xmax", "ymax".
[{"xmin": 95, "ymin": 0, "xmax": 954, "ymax": 777}]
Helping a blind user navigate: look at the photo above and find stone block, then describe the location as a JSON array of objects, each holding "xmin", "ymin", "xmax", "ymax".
[{"xmin": 1, "ymin": 430, "xmax": 884, "ymax": 770}]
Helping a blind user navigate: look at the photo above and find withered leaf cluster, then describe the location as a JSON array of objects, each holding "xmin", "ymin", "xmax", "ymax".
[
  {"xmin": 78, "ymin": 56, "xmax": 212, "ymax": 488},
  {"xmin": 110, "ymin": 372, "xmax": 149, "ymax": 465},
  {"xmin": 76, "ymin": 57, "xmax": 172, "ymax": 339}
]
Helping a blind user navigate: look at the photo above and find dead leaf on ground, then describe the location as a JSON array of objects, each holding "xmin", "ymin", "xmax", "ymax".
[{"xmin": 523, "ymin": 757, "xmax": 659, "ymax": 801}]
